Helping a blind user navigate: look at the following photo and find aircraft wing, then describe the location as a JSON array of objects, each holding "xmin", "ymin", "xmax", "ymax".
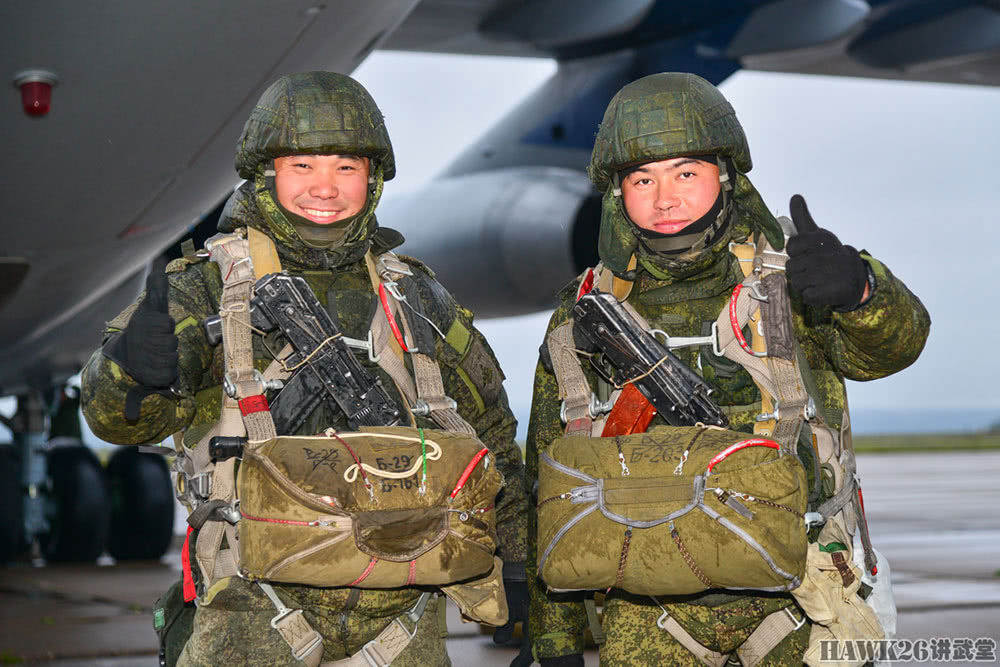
[
  {"xmin": 383, "ymin": 0, "xmax": 1000, "ymax": 88},
  {"xmin": 5, "ymin": 0, "xmax": 1000, "ymax": 394}
]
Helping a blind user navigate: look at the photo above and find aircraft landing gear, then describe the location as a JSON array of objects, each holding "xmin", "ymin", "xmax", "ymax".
[
  {"xmin": 106, "ymin": 446, "xmax": 174, "ymax": 560},
  {"xmin": 41, "ymin": 438, "xmax": 111, "ymax": 562},
  {"xmin": 1, "ymin": 386, "xmax": 174, "ymax": 565}
]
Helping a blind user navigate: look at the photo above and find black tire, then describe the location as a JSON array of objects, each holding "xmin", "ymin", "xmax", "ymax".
[
  {"xmin": 106, "ymin": 447, "xmax": 175, "ymax": 560},
  {"xmin": 0, "ymin": 446, "xmax": 23, "ymax": 564},
  {"xmin": 42, "ymin": 441, "xmax": 111, "ymax": 562}
]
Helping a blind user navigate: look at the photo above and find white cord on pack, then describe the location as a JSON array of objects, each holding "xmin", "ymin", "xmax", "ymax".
[{"xmin": 342, "ymin": 435, "xmax": 443, "ymax": 483}]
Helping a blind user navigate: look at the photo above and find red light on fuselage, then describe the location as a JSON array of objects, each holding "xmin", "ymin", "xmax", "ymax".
[{"xmin": 13, "ymin": 70, "xmax": 58, "ymax": 117}]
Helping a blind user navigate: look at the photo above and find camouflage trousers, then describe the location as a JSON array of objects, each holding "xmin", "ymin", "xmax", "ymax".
[
  {"xmin": 599, "ymin": 593, "xmax": 810, "ymax": 666},
  {"xmin": 177, "ymin": 577, "xmax": 450, "ymax": 667}
]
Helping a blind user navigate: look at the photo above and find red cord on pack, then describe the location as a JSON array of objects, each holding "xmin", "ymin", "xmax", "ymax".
[
  {"xmin": 329, "ymin": 430, "xmax": 375, "ymax": 498},
  {"xmin": 378, "ymin": 283, "xmax": 408, "ymax": 352},
  {"xmin": 181, "ymin": 526, "xmax": 196, "ymax": 602},
  {"xmin": 450, "ymin": 448, "xmax": 490, "ymax": 500},
  {"xmin": 729, "ymin": 284, "xmax": 756, "ymax": 355},
  {"xmin": 706, "ymin": 438, "xmax": 779, "ymax": 473},
  {"xmin": 350, "ymin": 557, "xmax": 378, "ymax": 586}
]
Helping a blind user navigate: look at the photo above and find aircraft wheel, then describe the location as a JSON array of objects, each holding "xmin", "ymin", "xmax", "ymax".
[
  {"xmin": 0, "ymin": 446, "xmax": 23, "ymax": 564},
  {"xmin": 106, "ymin": 447, "xmax": 175, "ymax": 560},
  {"xmin": 42, "ymin": 441, "xmax": 111, "ymax": 562}
]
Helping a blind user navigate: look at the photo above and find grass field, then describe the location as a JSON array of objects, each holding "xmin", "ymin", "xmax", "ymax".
[{"xmin": 853, "ymin": 432, "xmax": 1000, "ymax": 453}]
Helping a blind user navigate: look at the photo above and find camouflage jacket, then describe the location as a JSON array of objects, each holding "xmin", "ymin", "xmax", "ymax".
[
  {"xmin": 525, "ymin": 246, "xmax": 930, "ymax": 658},
  {"xmin": 81, "ymin": 185, "xmax": 528, "ymax": 622}
]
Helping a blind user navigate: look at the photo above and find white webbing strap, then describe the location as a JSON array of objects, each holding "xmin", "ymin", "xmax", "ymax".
[
  {"xmin": 655, "ymin": 607, "xmax": 730, "ymax": 667},
  {"xmin": 655, "ymin": 603, "xmax": 803, "ymax": 667},
  {"xmin": 547, "ymin": 321, "xmax": 592, "ymax": 435},
  {"xmin": 193, "ymin": 457, "xmax": 240, "ymax": 585},
  {"xmin": 319, "ymin": 593, "xmax": 433, "ymax": 667},
  {"xmin": 736, "ymin": 606, "xmax": 806, "ymax": 667},
  {"xmin": 365, "ymin": 252, "xmax": 475, "ymax": 435},
  {"xmin": 258, "ymin": 581, "xmax": 324, "ymax": 667}
]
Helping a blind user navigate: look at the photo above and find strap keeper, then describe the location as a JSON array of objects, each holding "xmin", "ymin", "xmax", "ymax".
[{"xmin": 238, "ymin": 394, "xmax": 269, "ymax": 416}]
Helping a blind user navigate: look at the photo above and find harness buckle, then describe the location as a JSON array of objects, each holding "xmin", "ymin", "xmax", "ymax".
[
  {"xmin": 756, "ymin": 401, "xmax": 780, "ymax": 423},
  {"xmin": 382, "ymin": 280, "xmax": 406, "ymax": 302},
  {"xmin": 412, "ymin": 397, "xmax": 458, "ymax": 416},
  {"xmin": 650, "ymin": 322, "xmax": 722, "ymax": 352},
  {"xmin": 342, "ymin": 329, "xmax": 380, "ymax": 363},
  {"xmin": 223, "ymin": 369, "xmax": 276, "ymax": 399},
  {"xmin": 784, "ymin": 606, "xmax": 806, "ymax": 630}
]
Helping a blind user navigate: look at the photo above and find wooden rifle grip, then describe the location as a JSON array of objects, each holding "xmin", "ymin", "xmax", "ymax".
[{"xmin": 601, "ymin": 384, "xmax": 657, "ymax": 437}]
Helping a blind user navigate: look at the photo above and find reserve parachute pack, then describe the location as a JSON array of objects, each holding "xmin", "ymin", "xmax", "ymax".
[
  {"xmin": 538, "ymin": 425, "xmax": 808, "ymax": 594},
  {"xmin": 237, "ymin": 427, "xmax": 500, "ymax": 588},
  {"xmin": 171, "ymin": 227, "xmax": 507, "ymax": 667},
  {"xmin": 540, "ymin": 224, "xmax": 888, "ymax": 665}
]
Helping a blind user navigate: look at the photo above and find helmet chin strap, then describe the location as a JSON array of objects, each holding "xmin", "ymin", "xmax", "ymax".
[
  {"xmin": 618, "ymin": 157, "xmax": 734, "ymax": 259},
  {"xmin": 260, "ymin": 163, "xmax": 380, "ymax": 249}
]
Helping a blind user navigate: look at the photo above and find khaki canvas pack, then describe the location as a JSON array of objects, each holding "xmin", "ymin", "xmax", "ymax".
[
  {"xmin": 239, "ymin": 427, "xmax": 501, "ymax": 588},
  {"xmin": 541, "ymin": 224, "xmax": 888, "ymax": 661},
  {"xmin": 538, "ymin": 425, "xmax": 807, "ymax": 595},
  {"xmin": 170, "ymin": 228, "xmax": 508, "ymax": 666}
]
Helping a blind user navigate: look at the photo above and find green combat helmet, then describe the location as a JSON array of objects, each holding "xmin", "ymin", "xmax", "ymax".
[
  {"xmin": 588, "ymin": 72, "xmax": 782, "ymax": 278},
  {"xmin": 234, "ymin": 71, "xmax": 395, "ymax": 255}
]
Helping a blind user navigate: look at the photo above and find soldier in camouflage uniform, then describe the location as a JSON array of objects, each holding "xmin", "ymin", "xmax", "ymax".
[
  {"xmin": 80, "ymin": 71, "xmax": 528, "ymax": 667},
  {"xmin": 525, "ymin": 73, "xmax": 930, "ymax": 666}
]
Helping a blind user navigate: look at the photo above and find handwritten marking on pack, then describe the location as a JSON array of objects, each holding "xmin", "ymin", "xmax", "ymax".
[{"xmin": 303, "ymin": 448, "xmax": 341, "ymax": 473}]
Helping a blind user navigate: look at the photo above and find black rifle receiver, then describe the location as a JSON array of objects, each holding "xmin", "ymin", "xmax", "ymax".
[
  {"xmin": 572, "ymin": 291, "xmax": 728, "ymax": 428},
  {"xmin": 248, "ymin": 273, "xmax": 401, "ymax": 432}
]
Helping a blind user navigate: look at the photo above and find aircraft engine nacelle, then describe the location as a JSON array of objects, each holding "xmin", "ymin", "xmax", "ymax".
[{"xmin": 379, "ymin": 167, "xmax": 601, "ymax": 318}]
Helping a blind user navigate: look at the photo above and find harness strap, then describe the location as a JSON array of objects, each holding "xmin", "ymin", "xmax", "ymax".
[
  {"xmin": 735, "ymin": 606, "xmax": 806, "ymax": 667},
  {"xmin": 258, "ymin": 581, "xmax": 324, "ymax": 667},
  {"xmin": 655, "ymin": 609, "xmax": 729, "ymax": 667},
  {"xmin": 656, "ymin": 603, "xmax": 804, "ymax": 667},
  {"xmin": 365, "ymin": 251, "xmax": 475, "ymax": 436},
  {"xmin": 319, "ymin": 593, "xmax": 434, "ymax": 667},
  {"xmin": 547, "ymin": 322, "xmax": 592, "ymax": 435}
]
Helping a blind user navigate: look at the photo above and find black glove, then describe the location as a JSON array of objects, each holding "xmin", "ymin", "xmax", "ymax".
[
  {"xmin": 494, "ymin": 578, "xmax": 533, "ymax": 667},
  {"xmin": 785, "ymin": 194, "xmax": 868, "ymax": 311},
  {"xmin": 103, "ymin": 259, "xmax": 179, "ymax": 421},
  {"xmin": 539, "ymin": 656, "xmax": 585, "ymax": 667}
]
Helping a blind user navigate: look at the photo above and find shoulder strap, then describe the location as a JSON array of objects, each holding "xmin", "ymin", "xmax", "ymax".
[{"xmin": 366, "ymin": 251, "xmax": 476, "ymax": 436}]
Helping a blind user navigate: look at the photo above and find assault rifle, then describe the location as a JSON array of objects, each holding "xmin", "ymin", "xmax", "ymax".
[
  {"xmin": 573, "ymin": 290, "xmax": 728, "ymax": 428},
  {"xmin": 204, "ymin": 273, "xmax": 401, "ymax": 433}
]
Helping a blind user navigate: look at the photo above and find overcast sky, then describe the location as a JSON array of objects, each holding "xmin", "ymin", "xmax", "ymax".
[{"xmin": 354, "ymin": 51, "xmax": 1000, "ymax": 438}]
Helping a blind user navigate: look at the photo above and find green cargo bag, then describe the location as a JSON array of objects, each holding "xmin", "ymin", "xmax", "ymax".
[
  {"xmin": 238, "ymin": 426, "xmax": 502, "ymax": 588},
  {"xmin": 537, "ymin": 425, "xmax": 808, "ymax": 596},
  {"xmin": 152, "ymin": 579, "xmax": 195, "ymax": 667}
]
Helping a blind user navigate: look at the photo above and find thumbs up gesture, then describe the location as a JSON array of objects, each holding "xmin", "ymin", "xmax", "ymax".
[
  {"xmin": 105, "ymin": 258, "xmax": 179, "ymax": 388},
  {"xmin": 785, "ymin": 195, "xmax": 869, "ymax": 311}
]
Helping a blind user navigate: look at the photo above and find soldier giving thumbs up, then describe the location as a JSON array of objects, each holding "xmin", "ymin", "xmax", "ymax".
[{"xmin": 785, "ymin": 194, "xmax": 872, "ymax": 311}]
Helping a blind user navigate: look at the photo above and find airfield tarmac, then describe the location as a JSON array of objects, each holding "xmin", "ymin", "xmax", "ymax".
[{"xmin": 2, "ymin": 450, "xmax": 998, "ymax": 666}]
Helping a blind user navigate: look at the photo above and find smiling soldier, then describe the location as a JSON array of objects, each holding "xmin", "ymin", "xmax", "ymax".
[
  {"xmin": 81, "ymin": 71, "xmax": 528, "ymax": 667},
  {"xmin": 525, "ymin": 72, "xmax": 930, "ymax": 666}
]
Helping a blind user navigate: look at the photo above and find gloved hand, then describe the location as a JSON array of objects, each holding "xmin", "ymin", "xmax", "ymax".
[
  {"xmin": 785, "ymin": 194, "xmax": 869, "ymax": 311},
  {"xmin": 539, "ymin": 656, "xmax": 585, "ymax": 667},
  {"xmin": 104, "ymin": 258, "xmax": 179, "ymax": 388},
  {"xmin": 494, "ymin": 579, "xmax": 533, "ymax": 667}
]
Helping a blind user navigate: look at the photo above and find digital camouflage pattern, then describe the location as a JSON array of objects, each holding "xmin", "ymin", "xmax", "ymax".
[
  {"xmin": 599, "ymin": 592, "xmax": 810, "ymax": 666},
  {"xmin": 236, "ymin": 71, "xmax": 395, "ymax": 181},
  {"xmin": 526, "ymin": 72, "xmax": 931, "ymax": 663},
  {"xmin": 588, "ymin": 72, "xmax": 751, "ymax": 193},
  {"xmin": 526, "ymin": 251, "xmax": 930, "ymax": 662},
  {"xmin": 178, "ymin": 577, "xmax": 450, "ymax": 667},
  {"xmin": 589, "ymin": 72, "xmax": 784, "ymax": 276},
  {"xmin": 81, "ymin": 72, "xmax": 526, "ymax": 664}
]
